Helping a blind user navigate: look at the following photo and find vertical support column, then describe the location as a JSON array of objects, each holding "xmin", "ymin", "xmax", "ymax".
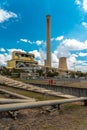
[
  {"xmin": 57, "ymin": 104, "xmax": 61, "ymax": 110},
  {"xmin": 84, "ymin": 100, "xmax": 87, "ymax": 106}
]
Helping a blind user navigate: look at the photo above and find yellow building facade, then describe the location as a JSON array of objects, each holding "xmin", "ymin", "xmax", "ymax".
[{"xmin": 7, "ymin": 51, "xmax": 38, "ymax": 69}]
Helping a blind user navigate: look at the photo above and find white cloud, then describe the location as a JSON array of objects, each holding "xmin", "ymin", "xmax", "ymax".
[
  {"xmin": 55, "ymin": 36, "xmax": 64, "ymax": 41},
  {"xmin": 19, "ymin": 36, "xmax": 64, "ymax": 47},
  {"xmin": 75, "ymin": 65, "xmax": 87, "ymax": 72},
  {"xmin": 7, "ymin": 48, "xmax": 25, "ymax": 53},
  {"xmin": 74, "ymin": 59, "xmax": 87, "ymax": 71},
  {"xmin": 0, "ymin": 9, "xmax": 17, "ymax": 23},
  {"xmin": 0, "ymin": 48, "xmax": 5, "ymax": 52},
  {"xmin": 29, "ymin": 50, "xmax": 43, "ymax": 66},
  {"xmin": 19, "ymin": 39, "xmax": 44, "ymax": 46},
  {"xmin": 0, "ymin": 48, "xmax": 25, "ymax": 66},
  {"xmin": 71, "ymin": 54, "xmax": 78, "ymax": 57},
  {"xmin": 56, "ymin": 45, "xmax": 70, "ymax": 58},
  {"xmin": 0, "ymin": 49, "xmax": 24, "ymax": 66},
  {"xmin": 38, "ymin": 49, "xmax": 46, "ymax": 65},
  {"xmin": 0, "ymin": 52, "xmax": 11, "ymax": 65},
  {"xmin": 62, "ymin": 39, "xmax": 87, "ymax": 50},
  {"xmin": 20, "ymin": 39, "xmax": 32, "ymax": 44},
  {"xmin": 67, "ymin": 55, "xmax": 76, "ymax": 70},
  {"xmin": 29, "ymin": 49, "xmax": 46, "ymax": 65},
  {"xmin": 79, "ymin": 52, "xmax": 87, "ymax": 56},
  {"xmin": 36, "ymin": 40, "xmax": 43, "ymax": 45},
  {"xmin": 67, "ymin": 53, "xmax": 87, "ymax": 72},
  {"xmin": 39, "ymin": 49, "xmax": 46, "ymax": 60},
  {"xmin": 82, "ymin": 22, "xmax": 87, "ymax": 28},
  {"xmin": 29, "ymin": 50, "xmax": 41, "ymax": 58},
  {"xmin": 83, "ymin": 0, "xmax": 87, "ymax": 12},
  {"xmin": 52, "ymin": 53, "xmax": 58, "ymax": 63},
  {"xmin": 51, "ymin": 36, "xmax": 64, "ymax": 41},
  {"xmin": 20, "ymin": 39, "xmax": 28, "ymax": 43},
  {"xmin": 75, "ymin": 0, "xmax": 81, "ymax": 6},
  {"xmin": 52, "ymin": 53, "xmax": 58, "ymax": 68},
  {"xmin": 75, "ymin": 0, "xmax": 87, "ymax": 13},
  {"xmin": 51, "ymin": 38, "xmax": 55, "ymax": 41},
  {"xmin": 0, "ymin": 54, "xmax": 7, "ymax": 65}
]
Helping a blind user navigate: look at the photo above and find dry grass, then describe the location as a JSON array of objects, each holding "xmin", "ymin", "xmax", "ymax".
[{"xmin": 64, "ymin": 81, "xmax": 87, "ymax": 88}]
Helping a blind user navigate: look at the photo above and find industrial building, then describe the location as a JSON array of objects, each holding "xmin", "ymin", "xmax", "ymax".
[
  {"xmin": 58, "ymin": 57, "xmax": 68, "ymax": 76},
  {"xmin": 58, "ymin": 57, "xmax": 68, "ymax": 71},
  {"xmin": 6, "ymin": 15, "xmax": 68, "ymax": 77},
  {"xmin": 7, "ymin": 51, "xmax": 38, "ymax": 69}
]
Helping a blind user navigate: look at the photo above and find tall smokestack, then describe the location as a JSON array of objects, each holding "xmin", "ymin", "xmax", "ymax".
[
  {"xmin": 58, "ymin": 57, "xmax": 68, "ymax": 71},
  {"xmin": 46, "ymin": 15, "xmax": 51, "ymax": 68}
]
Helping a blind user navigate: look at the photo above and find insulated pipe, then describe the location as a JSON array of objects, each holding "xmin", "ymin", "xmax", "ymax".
[
  {"xmin": 0, "ymin": 97, "xmax": 86, "ymax": 112},
  {"xmin": 0, "ymin": 89, "xmax": 34, "ymax": 100},
  {"xmin": 0, "ymin": 98, "xmax": 35, "ymax": 104}
]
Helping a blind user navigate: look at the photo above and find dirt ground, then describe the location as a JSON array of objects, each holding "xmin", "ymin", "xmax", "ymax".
[{"xmin": 0, "ymin": 102, "xmax": 87, "ymax": 130}]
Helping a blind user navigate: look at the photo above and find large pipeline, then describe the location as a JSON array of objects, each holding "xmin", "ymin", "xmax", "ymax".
[
  {"xmin": 0, "ymin": 88, "xmax": 35, "ymax": 100},
  {"xmin": 0, "ymin": 97, "xmax": 87, "ymax": 112},
  {"xmin": 0, "ymin": 98, "xmax": 35, "ymax": 104},
  {"xmin": 0, "ymin": 75, "xmax": 75, "ymax": 99}
]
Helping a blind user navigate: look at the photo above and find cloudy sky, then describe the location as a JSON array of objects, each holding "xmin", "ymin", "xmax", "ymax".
[{"xmin": 0, "ymin": 0, "xmax": 87, "ymax": 71}]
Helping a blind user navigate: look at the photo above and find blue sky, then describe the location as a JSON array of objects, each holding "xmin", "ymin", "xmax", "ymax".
[{"xmin": 0, "ymin": 0, "xmax": 87, "ymax": 71}]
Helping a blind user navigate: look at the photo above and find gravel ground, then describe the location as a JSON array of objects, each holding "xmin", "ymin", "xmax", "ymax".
[{"xmin": 0, "ymin": 102, "xmax": 87, "ymax": 130}]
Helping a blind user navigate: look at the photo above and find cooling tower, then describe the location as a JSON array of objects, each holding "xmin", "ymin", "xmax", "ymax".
[
  {"xmin": 46, "ymin": 15, "xmax": 51, "ymax": 68},
  {"xmin": 58, "ymin": 57, "xmax": 68, "ymax": 71}
]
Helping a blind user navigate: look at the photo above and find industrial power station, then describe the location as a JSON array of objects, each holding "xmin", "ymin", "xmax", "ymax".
[{"xmin": 7, "ymin": 15, "xmax": 68, "ymax": 75}]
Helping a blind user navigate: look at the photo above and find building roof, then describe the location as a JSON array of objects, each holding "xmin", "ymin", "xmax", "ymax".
[{"xmin": 12, "ymin": 51, "xmax": 35, "ymax": 56}]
